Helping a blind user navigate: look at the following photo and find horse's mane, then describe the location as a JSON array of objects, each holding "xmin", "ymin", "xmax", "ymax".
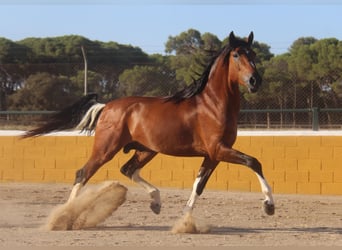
[{"xmin": 165, "ymin": 36, "xmax": 250, "ymax": 103}]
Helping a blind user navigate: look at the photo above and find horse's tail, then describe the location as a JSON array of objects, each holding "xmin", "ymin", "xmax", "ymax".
[{"xmin": 22, "ymin": 93, "xmax": 106, "ymax": 138}]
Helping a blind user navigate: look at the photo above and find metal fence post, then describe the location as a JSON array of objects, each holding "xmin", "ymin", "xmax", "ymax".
[{"xmin": 312, "ymin": 107, "xmax": 319, "ymax": 131}]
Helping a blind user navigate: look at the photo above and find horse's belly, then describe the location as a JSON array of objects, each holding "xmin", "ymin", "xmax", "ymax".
[
  {"xmin": 137, "ymin": 131, "xmax": 205, "ymax": 157},
  {"xmin": 158, "ymin": 144, "xmax": 204, "ymax": 157}
]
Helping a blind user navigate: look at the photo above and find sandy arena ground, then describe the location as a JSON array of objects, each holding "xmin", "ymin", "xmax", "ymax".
[{"xmin": 0, "ymin": 182, "xmax": 342, "ymax": 247}]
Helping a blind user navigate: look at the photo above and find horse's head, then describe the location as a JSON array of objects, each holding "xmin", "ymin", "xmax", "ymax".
[{"xmin": 227, "ymin": 31, "xmax": 262, "ymax": 93}]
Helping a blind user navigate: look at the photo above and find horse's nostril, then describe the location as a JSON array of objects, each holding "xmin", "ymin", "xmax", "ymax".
[{"xmin": 249, "ymin": 76, "xmax": 256, "ymax": 86}]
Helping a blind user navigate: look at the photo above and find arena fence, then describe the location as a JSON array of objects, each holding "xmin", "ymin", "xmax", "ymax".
[
  {"xmin": 0, "ymin": 132, "xmax": 341, "ymax": 195},
  {"xmin": 1, "ymin": 108, "xmax": 342, "ymax": 130}
]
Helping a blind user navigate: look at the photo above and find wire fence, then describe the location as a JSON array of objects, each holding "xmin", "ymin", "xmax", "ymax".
[
  {"xmin": 238, "ymin": 108, "xmax": 342, "ymax": 130},
  {"xmin": 1, "ymin": 62, "xmax": 341, "ymax": 130},
  {"xmin": 1, "ymin": 108, "xmax": 341, "ymax": 131}
]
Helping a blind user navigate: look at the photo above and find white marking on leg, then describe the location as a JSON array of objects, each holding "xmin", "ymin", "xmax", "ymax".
[
  {"xmin": 132, "ymin": 169, "xmax": 158, "ymax": 194},
  {"xmin": 132, "ymin": 169, "xmax": 161, "ymax": 213},
  {"xmin": 67, "ymin": 183, "xmax": 83, "ymax": 203},
  {"xmin": 184, "ymin": 177, "xmax": 201, "ymax": 212},
  {"xmin": 256, "ymin": 173, "xmax": 274, "ymax": 205}
]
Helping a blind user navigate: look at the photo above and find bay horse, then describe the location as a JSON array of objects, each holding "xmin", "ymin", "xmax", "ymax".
[{"xmin": 23, "ymin": 31, "xmax": 275, "ymax": 217}]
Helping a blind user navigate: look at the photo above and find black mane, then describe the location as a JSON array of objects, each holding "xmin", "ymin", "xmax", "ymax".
[{"xmin": 165, "ymin": 35, "xmax": 251, "ymax": 103}]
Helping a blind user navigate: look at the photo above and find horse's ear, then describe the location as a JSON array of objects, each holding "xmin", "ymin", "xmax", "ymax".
[
  {"xmin": 229, "ymin": 31, "xmax": 236, "ymax": 47},
  {"xmin": 247, "ymin": 32, "xmax": 254, "ymax": 46}
]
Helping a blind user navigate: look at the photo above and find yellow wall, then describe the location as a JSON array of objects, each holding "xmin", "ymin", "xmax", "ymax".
[{"xmin": 0, "ymin": 135, "xmax": 341, "ymax": 195}]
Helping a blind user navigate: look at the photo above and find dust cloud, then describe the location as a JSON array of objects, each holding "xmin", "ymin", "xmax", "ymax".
[{"xmin": 43, "ymin": 181, "xmax": 127, "ymax": 230}]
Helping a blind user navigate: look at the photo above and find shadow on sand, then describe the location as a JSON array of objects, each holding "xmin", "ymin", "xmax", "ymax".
[{"xmin": 93, "ymin": 224, "xmax": 342, "ymax": 235}]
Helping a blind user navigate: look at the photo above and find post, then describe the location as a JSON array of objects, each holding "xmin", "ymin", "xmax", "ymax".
[
  {"xmin": 81, "ymin": 46, "xmax": 88, "ymax": 96},
  {"xmin": 312, "ymin": 107, "xmax": 319, "ymax": 131}
]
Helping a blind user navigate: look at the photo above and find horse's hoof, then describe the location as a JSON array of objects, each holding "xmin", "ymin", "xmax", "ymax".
[
  {"xmin": 150, "ymin": 202, "xmax": 161, "ymax": 214},
  {"xmin": 263, "ymin": 200, "xmax": 275, "ymax": 215}
]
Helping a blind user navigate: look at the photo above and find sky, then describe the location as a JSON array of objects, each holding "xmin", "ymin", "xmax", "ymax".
[{"xmin": 0, "ymin": 1, "xmax": 341, "ymax": 55}]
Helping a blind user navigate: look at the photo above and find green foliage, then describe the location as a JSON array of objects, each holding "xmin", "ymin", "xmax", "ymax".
[
  {"xmin": 70, "ymin": 70, "xmax": 105, "ymax": 97},
  {"xmin": 0, "ymin": 30, "xmax": 341, "ymax": 116},
  {"xmin": 332, "ymin": 80, "xmax": 342, "ymax": 98},
  {"xmin": 8, "ymin": 73, "xmax": 77, "ymax": 110},
  {"xmin": 118, "ymin": 63, "xmax": 179, "ymax": 97},
  {"xmin": 1, "ymin": 35, "xmax": 151, "ymax": 108},
  {"xmin": 0, "ymin": 38, "xmax": 32, "ymax": 63},
  {"xmin": 254, "ymin": 36, "xmax": 342, "ymax": 116},
  {"xmin": 259, "ymin": 54, "xmax": 292, "ymax": 108},
  {"xmin": 165, "ymin": 29, "xmax": 222, "ymax": 85}
]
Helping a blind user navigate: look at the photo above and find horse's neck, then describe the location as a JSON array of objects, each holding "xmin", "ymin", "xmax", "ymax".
[
  {"xmin": 227, "ymin": 84, "xmax": 240, "ymax": 113},
  {"xmin": 204, "ymin": 69, "xmax": 240, "ymax": 109},
  {"xmin": 197, "ymin": 78, "xmax": 239, "ymax": 142}
]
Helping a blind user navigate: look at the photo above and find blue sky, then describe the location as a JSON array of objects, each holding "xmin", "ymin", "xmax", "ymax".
[{"xmin": 0, "ymin": 1, "xmax": 341, "ymax": 55}]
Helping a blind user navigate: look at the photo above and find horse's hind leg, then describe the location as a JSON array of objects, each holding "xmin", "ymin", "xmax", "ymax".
[
  {"xmin": 67, "ymin": 132, "xmax": 124, "ymax": 203},
  {"xmin": 67, "ymin": 155, "xmax": 118, "ymax": 203},
  {"xmin": 120, "ymin": 150, "xmax": 160, "ymax": 214}
]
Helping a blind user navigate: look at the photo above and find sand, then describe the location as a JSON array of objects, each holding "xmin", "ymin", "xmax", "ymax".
[{"xmin": 0, "ymin": 182, "xmax": 342, "ymax": 246}]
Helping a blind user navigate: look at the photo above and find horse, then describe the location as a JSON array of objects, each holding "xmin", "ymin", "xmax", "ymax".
[{"xmin": 23, "ymin": 31, "xmax": 275, "ymax": 217}]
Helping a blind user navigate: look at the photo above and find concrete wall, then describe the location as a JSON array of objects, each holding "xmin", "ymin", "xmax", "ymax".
[{"xmin": 0, "ymin": 133, "xmax": 341, "ymax": 195}]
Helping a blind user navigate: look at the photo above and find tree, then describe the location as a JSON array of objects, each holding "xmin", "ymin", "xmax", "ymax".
[
  {"xmin": 0, "ymin": 38, "xmax": 33, "ymax": 110},
  {"xmin": 308, "ymin": 38, "xmax": 342, "ymax": 124},
  {"xmin": 1, "ymin": 30, "xmax": 341, "ymax": 129},
  {"xmin": 165, "ymin": 29, "xmax": 203, "ymax": 55},
  {"xmin": 0, "ymin": 34, "xmax": 153, "ymax": 110},
  {"xmin": 201, "ymin": 32, "xmax": 222, "ymax": 51},
  {"xmin": 165, "ymin": 29, "xmax": 221, "ymax": 85},
  {"xmin": 70, "ymin": 70, "xmax": 105, "ymax": 98},
  {"xmin": 118, "ymin": 62, "xmax": 179, "ymax": 97},
  {"xmin": 8, "ymin": 73, "xmax": 77, "ymax": 110}
]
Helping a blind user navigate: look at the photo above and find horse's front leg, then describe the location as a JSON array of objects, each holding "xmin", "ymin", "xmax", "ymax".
[
  {"xmin": 216, "ymin": 144, "xmax": 275, "ymax": 215},
  {"xmin": 184, "ymin": 158, "xmax": 218, "ymax": 213}
]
